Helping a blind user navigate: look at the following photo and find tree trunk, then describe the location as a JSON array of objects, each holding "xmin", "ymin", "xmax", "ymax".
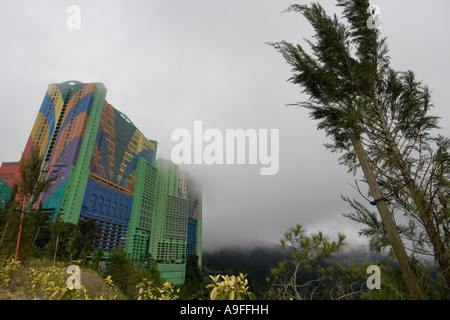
[
  {"xmin": 374, "ymin": 112, "xmax": 450, "ymax": 287},
  {"xmin": 31, "ymin": 226, "xmax": 41, "ymax": 248},
  {"xmin": 0, "ymin": 218, "xmax": 9, "ymax": 248},
  {"xmin": 391, "ymin": 146, "xmax": 450, "ymax": 287},
  {"xmin": 394, "ymin": 149, "xmax": 448, "ymax": 287},
  {"xmin": 53, "ymin": 234, "xmax": 59, "ymax": 265},
  {"xmin": 349, "ymin": 133, "xmax": 422, "ymax": 298},
  {"xmin": 14, "ymin": 197, "xmax": 27, "ymax": 262}
]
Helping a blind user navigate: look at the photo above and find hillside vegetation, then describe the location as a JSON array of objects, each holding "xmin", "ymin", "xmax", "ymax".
[{"xmin": 0, "ymin": 259, "xmax": 127, "ymax": 300}]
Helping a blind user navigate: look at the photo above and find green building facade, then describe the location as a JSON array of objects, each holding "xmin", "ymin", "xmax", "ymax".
[{"xmin": 151, "ymin": 159, "xmax": 189, "ymax": 285}]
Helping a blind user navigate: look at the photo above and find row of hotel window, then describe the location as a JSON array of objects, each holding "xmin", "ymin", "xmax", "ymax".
[
  {"xmin": 83, "ymin": 209, "xmax": 127, "ymax": 225},
  {"xmin": 88, "ymin": 195, "xmax": 128, "ymax": 218}
]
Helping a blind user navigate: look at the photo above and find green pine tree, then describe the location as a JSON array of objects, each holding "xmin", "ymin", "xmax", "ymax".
[{"xmin": 269, "ymin": 0, "xmax": 449, "ymax": 297}]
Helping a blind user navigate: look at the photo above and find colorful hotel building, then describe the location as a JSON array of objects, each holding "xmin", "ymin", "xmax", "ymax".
[
  {"xmin": 1, "ymin": 80, "xmax": 201, "ymax": 284},
  {"xmin": 0, "ymin": 161, "xmax": 20, "ymax": 206}
]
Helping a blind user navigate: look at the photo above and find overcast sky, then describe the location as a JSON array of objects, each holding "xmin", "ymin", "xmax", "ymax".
[{"xmin": 0, "ymin": 1, "xmax": 449, "ymax": 252}]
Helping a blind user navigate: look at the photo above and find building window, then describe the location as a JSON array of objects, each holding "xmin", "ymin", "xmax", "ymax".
[
  {"xmin": 104, "ymin": 200, "xmax": 110, "ymax": 213},
  {"xmin": 89, "ymin": 195, "xmax": 96, "ymax": 209},
  {"xmin": 97, "ymin": 197, "xmax": 104, "ymax": 212}
]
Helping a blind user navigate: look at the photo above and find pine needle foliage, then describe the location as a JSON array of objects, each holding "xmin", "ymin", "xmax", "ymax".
[{"xmin": 268, "ymin": 0, "xmax": 449, "ymax": 293}]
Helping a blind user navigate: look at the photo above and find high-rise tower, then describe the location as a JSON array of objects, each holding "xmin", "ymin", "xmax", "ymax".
[
  {"xmin": 150, "ymin": 159, "xmax": 189, "ymax": 284},
  {"xmin": 139, "ymin": 159, "xmax": 202, "ymax": 284},
  {"xmin": 24, "ymin": 80, "xmax": 156, "ymax": 251},
  {"xmin": 14, "ymin": 80, "xmax": 202, "ymax": 284}
]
